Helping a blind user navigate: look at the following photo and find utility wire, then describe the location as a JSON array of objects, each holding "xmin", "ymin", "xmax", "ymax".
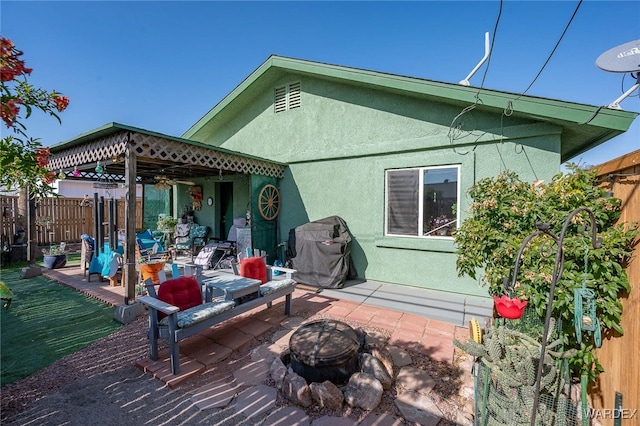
[
  {"xmin": 506, "ymin": 1, "xmax": 584, "ymax": 125},
  {"xmin": 514, "ymin": 0, "xmax": 584, "ymax": 101},
  {"xmin": 448, "ymin": 0, "xmax": 503, "ymax": 149},
  {"xmin": 478, "ymin": 0, "xmax": 503, "ymax": 90}
]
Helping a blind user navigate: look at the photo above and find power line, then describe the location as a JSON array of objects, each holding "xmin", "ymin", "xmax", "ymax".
[
  {"xmin": 479, "ymin": 0, "xmax": 503, "ymax": 90},
  {"xmin": 518, "ymin": 0, "xmax": 584, "ymax": 98}
]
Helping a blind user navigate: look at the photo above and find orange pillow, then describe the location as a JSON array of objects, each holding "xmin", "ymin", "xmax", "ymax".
[
  {"xmin": 157, "ymin": 276, "xmax": 202, "ymax": 318},
  {"xmin": 240, "ymin": 257, "xmax": 268, "ymax": 284}
]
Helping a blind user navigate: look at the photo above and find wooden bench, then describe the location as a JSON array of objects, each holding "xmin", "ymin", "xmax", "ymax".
[{"xmin": 138, "ymin": 266, "xmax": 296, "ymax": 375}]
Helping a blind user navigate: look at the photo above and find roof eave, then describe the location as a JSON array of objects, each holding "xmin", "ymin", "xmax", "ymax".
[{"xmin": 182, "ymin": 55, "xmax": 638, "ymax": 156}]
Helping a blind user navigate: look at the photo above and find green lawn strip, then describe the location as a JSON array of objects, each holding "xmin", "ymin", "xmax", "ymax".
[{"xmin": 0, "ymin": 265, "xmax": 122, "ymax": 387}]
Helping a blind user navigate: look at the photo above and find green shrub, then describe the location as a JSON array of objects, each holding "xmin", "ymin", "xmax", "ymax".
[{"xmin": 454, "ymin": 165, "xmax": 638, "ymax": 383}]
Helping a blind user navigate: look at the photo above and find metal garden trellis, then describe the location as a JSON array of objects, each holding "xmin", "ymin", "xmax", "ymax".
[
  {"xmin": 509, "ymin": 207, "xmax": 602, "ymax": 426},
  {"xmin": 462, "ymin": 207, "xmax": 604, "ymax": 426}
]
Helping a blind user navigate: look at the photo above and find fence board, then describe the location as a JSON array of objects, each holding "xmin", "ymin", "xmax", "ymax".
[
  {"xmin": 592, "ymin": 155, "xmax": 639, "ymax": 425},
  {"xmin": 0, "ymin": 196, "xmax": 142, "ymax": 246}
]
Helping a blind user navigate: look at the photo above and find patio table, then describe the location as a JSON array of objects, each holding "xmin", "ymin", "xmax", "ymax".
[{"xmin": 203, "ymin": 273, "xmax": 261, "ymax": 304}]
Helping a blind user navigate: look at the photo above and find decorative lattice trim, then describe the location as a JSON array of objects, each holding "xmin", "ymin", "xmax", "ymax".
[{"xmin": 49, "ymin": 131, "xmax": 285, "ymax": 178}]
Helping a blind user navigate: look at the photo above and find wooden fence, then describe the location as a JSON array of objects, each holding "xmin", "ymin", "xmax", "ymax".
[
  {"xmin": 0, "ymin": 196, "xmax": 142, "ymax": 246},
  {"xmin": 591, "ymin": 150, "xmax": 639, "ymax": 425}
]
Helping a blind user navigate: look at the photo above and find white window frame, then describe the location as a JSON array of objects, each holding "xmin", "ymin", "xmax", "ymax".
[{"xmin": 385, "ymin": 165, "xmax": 460, "ymax": 238}]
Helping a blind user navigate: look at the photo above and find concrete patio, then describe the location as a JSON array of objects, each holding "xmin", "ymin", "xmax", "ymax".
[{"xmin": 36, "ymin": 260, "xmax": 482, "ymax": 424}]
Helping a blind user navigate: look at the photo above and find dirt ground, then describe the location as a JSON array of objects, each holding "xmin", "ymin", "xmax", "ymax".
[{"xmin": 1, "ymin": 313, "xmax": 469, "ymax": 425}]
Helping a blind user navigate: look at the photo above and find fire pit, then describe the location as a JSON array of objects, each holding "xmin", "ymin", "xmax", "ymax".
[{"xmin": 289, "ymin": 319, "xmax": 361, "ymax": 385}]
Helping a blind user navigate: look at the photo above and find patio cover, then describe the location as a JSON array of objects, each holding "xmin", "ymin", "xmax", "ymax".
[{"xmin": 47, "ymin": 122, "xmax": 286, "ymax": 304}]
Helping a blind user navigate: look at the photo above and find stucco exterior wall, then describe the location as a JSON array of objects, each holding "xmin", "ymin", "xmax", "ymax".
[
  {"xmin": 197, "ymin": 74, "xmax": 563, "ymax": 300},
  {"xmin": 279, "ymin": 139, "xmax": 560, "ymax": 298}
]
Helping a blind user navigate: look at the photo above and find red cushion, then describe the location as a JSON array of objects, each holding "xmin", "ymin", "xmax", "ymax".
[
  {"xmin": 157, "ymin": 276, "xmax": 202, "ymax": 318},
  {"xmin": 240, "ymin": 257, "xmax": 268, "ymax": 284}
]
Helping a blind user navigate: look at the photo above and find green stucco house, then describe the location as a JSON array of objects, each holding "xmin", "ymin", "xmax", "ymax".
[
  {"xmin": 49, "ymin": 55, "xmax": 637, "ymax": 322},
  {"xmin": 181, "ymin": 55, "xmax": 637, "ymax": 311}
]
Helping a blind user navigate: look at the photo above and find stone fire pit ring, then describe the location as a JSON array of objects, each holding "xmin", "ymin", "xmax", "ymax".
[{"xmin": 289, "ymin": 319, "xmax": 361, "ymax": 385}]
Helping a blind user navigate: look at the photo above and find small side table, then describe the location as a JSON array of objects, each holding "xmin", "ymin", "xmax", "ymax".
[{"xmin": 203, "ymin": 274, "xmax": 261, "ymax": 304}]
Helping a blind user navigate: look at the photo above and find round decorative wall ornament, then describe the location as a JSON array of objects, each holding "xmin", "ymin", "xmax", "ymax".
[
  {"xmin": 207, "ymin": 197, "xmax": 214, "ymax": 206},
  {"xmin": 258, "ymin": 184, "xmax": 280, "ymax": 220}
]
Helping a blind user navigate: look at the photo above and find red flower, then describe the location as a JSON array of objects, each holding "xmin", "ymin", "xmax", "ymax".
[
  {"xmin": 0, "ymin": 67, "xmax": 15, "ymax": 82},
  {"xmin": 1, "ymin": 98, "xmax": 22, "ymax": 127},
  {"xmin": 43, "ymin": 171, "xmax": 56, "ymax": 184},
  {"xmin": 36, "ymin": 147, "xmax": 50, "ymax": 168},
  {"xmin": 1, "ymin": 37, "xmax": 32, "ymax": 82},
  {"xmin": 53, "ymin": 95, "xmax": 69, "ymax": 112},
  {"xmin": 0, "ymin": 38, "xmax": 15, "ymax": 54}
]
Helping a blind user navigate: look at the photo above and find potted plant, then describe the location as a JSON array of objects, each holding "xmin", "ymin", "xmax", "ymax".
[
  {"xmin": 42, "ymin": 243, "xmax": 68, "ymax": 269},
  {"xmin": 157, "ymin": 216, "xmax": 178, "ymax": 233}
]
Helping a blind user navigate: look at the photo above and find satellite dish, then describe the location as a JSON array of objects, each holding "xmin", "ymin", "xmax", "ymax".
[
  {"xmin": 596, "ymin": 39, "xmax": 640, "ymax": 73},
  {"xmin": 595, "ymin": 39, "xmax": 640, "ymax": 109}
]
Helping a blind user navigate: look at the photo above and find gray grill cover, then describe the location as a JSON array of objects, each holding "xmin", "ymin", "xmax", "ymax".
[{"xmin": 291, "ymin": 216, "xmax": 354, "ymax": 289}]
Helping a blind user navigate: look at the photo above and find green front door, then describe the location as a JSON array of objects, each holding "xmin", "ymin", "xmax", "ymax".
[{"xmin": 250, "ymin": 175, "xmax": 279, "ymax": 263}]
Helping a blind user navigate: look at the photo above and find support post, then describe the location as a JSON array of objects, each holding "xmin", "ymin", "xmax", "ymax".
[
  {"xmin": 20, "ymin": 188, "xmax": 42, "ymax": 278},
  {"xmin": 123, "ymin": 144, "xmax": 137, "ymax": 304}
]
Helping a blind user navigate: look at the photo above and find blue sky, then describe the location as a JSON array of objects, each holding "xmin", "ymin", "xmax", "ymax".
[{"xmin": 2, "ymin": 1, "xmax": 639, "ymax": 168}]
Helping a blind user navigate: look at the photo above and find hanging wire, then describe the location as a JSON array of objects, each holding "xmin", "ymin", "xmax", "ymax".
[
  {"xmin": 515, "ymin": 0, "xmax": 584, "ymax": 100},
  {"xmin": 478, "ymin": 0, "xmax": 503, "ymax": 90},
  {"xmin": 581, "ymin": 105, "xmax": 606, "ymax": 125},
  {"xmin": 505, "ymin": 0, "xmax": 583, "ymax": 109},
  {"xmin": 448, "ymin": 0, "xmax": 503, "ymax": 148},
  {"xmin": 498, "ymin": 0, "xmax": 583, "ymax": 174}
]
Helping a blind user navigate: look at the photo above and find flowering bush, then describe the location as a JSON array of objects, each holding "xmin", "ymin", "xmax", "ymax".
[
  {"xmin": 454, "ymin": 165, "xmax": 638, "ymax": 383},
  {"xmin": 1, "ymin": 36, "xmax": 69, "ymax": 198}
]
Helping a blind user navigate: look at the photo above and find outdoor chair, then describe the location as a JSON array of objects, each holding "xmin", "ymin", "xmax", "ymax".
[
  {"xmin": 173, "ymin": 222, "xmax": 191, "ymax": 245},
  {"xmin": 134, "ymin": 229, "xmax": 171, "ymax": 264},
  {"xmin": 192, "ymin": 218, "xmax": 246, "ymax": 270},
  {"xmin": 139, "ymin": 264, "xmax": 297, "ymax": 374},
  {"xmin": 135, "ymin": 229, "xmax": 165, "ymax": 255},
  {"xmin": 232, "ymin": 251, "xmax": 296, "ymax": 283},
  {"xmin": 171, "ymin": 224, "xmax": 209, "ymax": 261},
  {"xmin": 80, "ymin": 235, "xmax": 95, "ymax": 277}
]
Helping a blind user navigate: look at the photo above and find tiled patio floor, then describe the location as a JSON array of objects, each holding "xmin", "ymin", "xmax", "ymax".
[{"xmin": 42, "ymin": 263, "xmax": 471, "ymax": 388}]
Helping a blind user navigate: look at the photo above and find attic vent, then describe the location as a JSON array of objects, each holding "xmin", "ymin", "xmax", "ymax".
[{"xmin": 274, "ymin": 82, "xmax": 301, "ymax": 113}]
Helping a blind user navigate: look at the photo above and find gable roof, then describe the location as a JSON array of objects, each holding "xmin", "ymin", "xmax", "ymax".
[{"xmin": 183, "ymin": 55, "xmax": 638, "ymax": 163}]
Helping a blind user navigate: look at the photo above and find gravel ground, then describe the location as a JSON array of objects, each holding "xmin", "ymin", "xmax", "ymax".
[{"xmin": 1, "ymin": 313, "xmax": 470, "ymax": 425}]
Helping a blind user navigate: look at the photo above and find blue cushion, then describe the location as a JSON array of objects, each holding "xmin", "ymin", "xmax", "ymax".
[
  {"xmin": 100, "ymin": 252, "xmax": 118, "ymax": 277},
  {"xmin": 136, "ymin": 229, "xmax": 154, "ymax": 242},
  {"xmin": 137, "ymin": 237, "xmax": 164, "ymax": 252},
  {"xmin": 260, "ymin": 279, "xmax": 296, "ymax": 296},
  {"xmin": 159, "ymin": 300, "xmax": 236, "ymax": 328}
]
